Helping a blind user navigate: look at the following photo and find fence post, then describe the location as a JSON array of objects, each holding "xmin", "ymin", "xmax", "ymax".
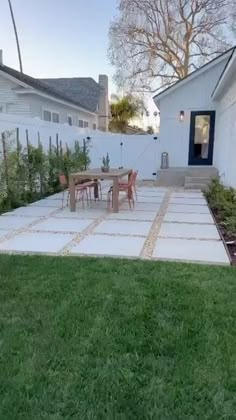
[
  {"xmin": 1, "ymin": 132, "xmax": 9, "ymax": 196},
  {"xmin": 56, "ymin": 134, "xmax": 59, "ymax": 156},
  {"xmin": 60, "ymin": 140, "xmax": 63, "ymax": 156},
  {"xmin": 37, "ymin": 131, "xmax": 41, "ymax": 148},
  {"xmin": 83, "ymin": 139, "xmax": 87, "ymax": 170},
  {"xmin": 26, "ymin": 129, "xmax": 32, "ymax": 194}
]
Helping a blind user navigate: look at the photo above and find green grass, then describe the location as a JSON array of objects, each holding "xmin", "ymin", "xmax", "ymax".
[{"xmin": 0, "ymin": 255, "xmax": 236, "ymax": 419}]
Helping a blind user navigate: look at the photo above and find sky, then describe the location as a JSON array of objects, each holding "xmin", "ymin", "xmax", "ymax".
[
  {"xmin": 0, "ymin": 0, "xmax": 157, "ymax": 125},
  {"xmin": 0, "ymin": 0, "xmax": 117, "ymax": 86}
]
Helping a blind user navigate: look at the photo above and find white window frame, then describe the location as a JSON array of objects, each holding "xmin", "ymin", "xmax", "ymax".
[
  {"xmin": 78, "ymin": 119, "xmax": 84, "ymax": 128},
  {"xmin": 67, "ymin": 115, "xmax": 73, "ymax": 126},
  {"xmin": 42, "ymin": 108, "xmax": 60, "ymax": 123},
  {"xmin": 84, "ymin": 121, "xmax": 89, "ymax": 128}
]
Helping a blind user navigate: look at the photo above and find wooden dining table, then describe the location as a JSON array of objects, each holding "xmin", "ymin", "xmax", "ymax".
[{"xmin": 69, "ymin": 168, "xmax": 133, "ymax": 213}]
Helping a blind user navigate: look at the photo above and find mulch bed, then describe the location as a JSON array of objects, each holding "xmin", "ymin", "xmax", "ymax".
[{"xmin": 211, "ymin": 209, "xmax": 236, "ymax": 266}]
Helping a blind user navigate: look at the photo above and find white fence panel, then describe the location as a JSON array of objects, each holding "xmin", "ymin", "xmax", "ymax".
[
  {"xmin": 0, "ymin": 114, "xmax": 160, "ymax": 179},
  {"xmin": 89, "ymin": 133, "xmax": 160, "ymax": 180}
]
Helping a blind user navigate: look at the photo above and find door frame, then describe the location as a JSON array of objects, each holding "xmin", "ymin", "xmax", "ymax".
[{"xmin": 188, "ymin": 110, "xmax": 216, "ymax": 166}]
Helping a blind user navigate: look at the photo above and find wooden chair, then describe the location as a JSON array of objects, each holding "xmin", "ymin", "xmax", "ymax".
[
  {"xmin": 81, "ymin": 179, "xmax": 102, "ymax": 203},
  {"xmin": 59, "ymin": 174, "xmax": 88, "ymax": 209}
]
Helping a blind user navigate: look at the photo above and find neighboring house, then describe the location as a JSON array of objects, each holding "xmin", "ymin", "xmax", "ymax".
[
  {"xmin": 153, "ymin": 46, "xmax": 236, "ymax": 188},
  {"xmin": 0, "ymin": 51, "xmax": 109, "ymax": 131}
]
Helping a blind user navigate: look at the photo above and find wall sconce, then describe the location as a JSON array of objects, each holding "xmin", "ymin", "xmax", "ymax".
[{"xmin": 179, "ymin": 110, "xmax": 185, "ymax": 122}]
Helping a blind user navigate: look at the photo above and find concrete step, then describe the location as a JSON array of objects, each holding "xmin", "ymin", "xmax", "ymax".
[
  {"xmin": 185, "ymin": 183, "xmax": 209, "ymax": 190},
  {"xmin": 156, "ymin": 167, "xmax": 218, "ymax": 187},
  {"xmin": 185, "ymin": 176, "xmax": 212, "ymax": 184},
  {"xmin": 184, "ymin": 176, "xmax": 213, "ymax": 190}
]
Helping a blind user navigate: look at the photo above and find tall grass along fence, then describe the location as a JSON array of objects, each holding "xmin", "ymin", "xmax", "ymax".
[{"xmin": 0, "ymin": 129, "xmax": 90, "ymax": 214}]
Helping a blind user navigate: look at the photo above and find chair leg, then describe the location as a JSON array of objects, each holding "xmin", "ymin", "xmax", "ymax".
[
  {"xmin": 66, "ymin": 190, "xmax": 70, "ymax": 207},
  {"xmin": 89, "ymin": 187, "xmax": 92, "ymax": 205},
  {"xmin": 134, "ymin": 184, "xmax": 138, "ymax": 201},
  {"xmin": 98, "ymin": 182, "xmax": 102, "ymax": 200},
  {"xmin": 107, "ymin": 188, "xmax": 112, "ymax": 209},
  {"xmin": 86, "ymin": 188, "xmax": 89, "ymax": 206}
]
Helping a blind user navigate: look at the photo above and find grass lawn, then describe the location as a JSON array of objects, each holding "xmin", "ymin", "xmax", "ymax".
[{"xmin": 0, "ymin": 255, "xmax": 236, "ymax": 419}]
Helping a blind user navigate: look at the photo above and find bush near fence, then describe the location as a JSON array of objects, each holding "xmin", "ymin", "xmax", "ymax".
[{"xmin": 0, "ymin": 130, "xmax": 90, "ymax": 214}]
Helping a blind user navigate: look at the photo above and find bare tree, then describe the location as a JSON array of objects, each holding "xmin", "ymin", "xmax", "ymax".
[
  {"xmin": 8, "ymin": 0, "xmax": 23, "ymax": 72},
  {"xmin": 109, "ymin": 0, "xmax": 234, "ymax": 92}
]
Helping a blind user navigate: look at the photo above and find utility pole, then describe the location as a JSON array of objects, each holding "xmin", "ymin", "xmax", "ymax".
[{"xmin": 8, "ymin": 0, "xmax": 23, "ymax": 72}]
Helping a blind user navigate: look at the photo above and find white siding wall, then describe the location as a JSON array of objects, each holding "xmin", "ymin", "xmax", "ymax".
[
  {"xmin": 214, "ymin": 78, "xmax": 236, "ymax": 188},
  {"xmin": 0, "ymin": 74, "xmax": 31, "ymax": 116},
  {"xmin": 0, "ymin": 73, "xmax": 98, "ymax": 129},
  {"xmin": 28, "ymin": 95, "xmax": 98, "ymax": 129},
  {"xmin": 156, "ymin": 59, "xmax": 228, "ymax": 167}
]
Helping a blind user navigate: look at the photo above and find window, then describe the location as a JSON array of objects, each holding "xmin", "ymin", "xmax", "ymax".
[
  {"xmin": 52, "ymin": 112, "xmax": 59, "ymax": 123},
  {"xmin": 43, "ymin": 110, "xmax": 51, "ymax": 122},
  {"xmin": 84, "ymin": 121, "xmax": 89, "ymax": 128},
  {"xmin": 68, "ymin": 115, "xmax": 73, "ymax": 126},
  {"xmin": 79, "ymin": 120, "xmax": 84, "ymax": 128},
  {"xmin": 93, "ymin": 123, "xmax": 97, "ymax": 130},
  {"xmin": 43, "ymin": 110, "xmax": 60, "ymax": 123}
]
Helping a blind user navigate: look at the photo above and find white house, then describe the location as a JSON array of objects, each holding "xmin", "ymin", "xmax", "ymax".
[
  {"xmin": 0, "ymin": 50, "xmax": 109, "ymax": 132},
  {"xmin": 153, "ymin": 46, "xmax": 236, "ymax": 188}
]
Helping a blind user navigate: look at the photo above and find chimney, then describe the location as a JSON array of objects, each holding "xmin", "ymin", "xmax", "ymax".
[
  {"xmin": 0, "ymin": 50, "xmax": 3, "ymax": 65},
  {"xmin": 98, "ymin": 74, "xmax": 109, "ymax": 132}
]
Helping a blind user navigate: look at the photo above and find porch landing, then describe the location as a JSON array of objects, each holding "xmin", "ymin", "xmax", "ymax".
[{"xmin": 156, "ymin": 167, "xmax": 218, "ymax": 187}]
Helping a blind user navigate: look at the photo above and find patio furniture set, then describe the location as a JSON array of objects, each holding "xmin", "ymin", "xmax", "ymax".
[{"xmin": 60, "ymin": 168, "xmax": 138, "ymax": 213}]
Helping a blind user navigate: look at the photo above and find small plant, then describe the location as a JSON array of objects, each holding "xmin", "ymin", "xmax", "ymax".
[{"xmin": 101, "ymin": 153, "xmax": 110, "ymax": 172}]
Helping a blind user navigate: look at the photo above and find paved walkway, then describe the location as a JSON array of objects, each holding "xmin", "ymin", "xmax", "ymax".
[{"xmin": 0, "ymin": 184, "xmax": 230, "ymax": 265}]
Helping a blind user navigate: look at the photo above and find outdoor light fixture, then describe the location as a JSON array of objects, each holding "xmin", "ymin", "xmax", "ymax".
[{"xmin": 179, "ymin": 111, "xmax": 185, "ymax": 122}]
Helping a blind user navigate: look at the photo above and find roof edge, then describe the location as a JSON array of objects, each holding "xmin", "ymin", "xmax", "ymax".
[
  {"xmin": 153, "ymin": 46, "xmax": 235, "ymax": 103},
  {"xmin": 212, "ymin": 47, "xmax": 236, "ymax": 99}
]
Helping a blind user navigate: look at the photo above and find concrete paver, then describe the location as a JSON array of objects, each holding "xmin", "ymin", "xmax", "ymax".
[
  {"xmin": 94, "ymin": 220, "xmax": 152, "ymax": 236},
  {"xmin": 70, "ymin": 234, "xmax": 146, "ymax": 257},
  {"xmin": 6, "ymin": 206, "xmax": 57, "ymax": 217},
  {"xmin": 108, "ymin": 210, "xmax": 157, "ymax": 221},
  {"xmin": 0, "ymin": 230, "xmax": 12, "ymax": 239},
  {"xmin": 0, "ymin": 216, "xmax": 39, "ymax": 230},
  {"xmin": 167, "ymin": 204, "xmax": 210, "ymax": 214},
  {"xmin": 164, "ymin": 212, "xmax": 215, "ymax": 224},
  {"xmin": 0, "ymin": 232, "xmax": 74, "ymax": 253},
  {"xmin": 0, "ymin": 188, "xmax": 230, "ymax": 265},
  {"xmin": 152, "ymin": 238, "xmax": 230, "ymax": 265},
  {"xmin": 30, "ymin": 217, "xmax": 93, "ymax": 233},
  {"xmin": 159, "ymin": 222, "xmax": 220, "ymax": 240},
  {"xmin": 169, "ymin": 198, "xmax": 207, "ymax": 205}
]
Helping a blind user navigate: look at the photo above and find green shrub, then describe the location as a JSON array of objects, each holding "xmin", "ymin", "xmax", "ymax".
[
  {"xmin": 205, "ymin": 178, "xmax": 236, "ymax": 236},
  {"xmin": 0, "ymin": 132, "xmax": 90, "ymax": 214}
]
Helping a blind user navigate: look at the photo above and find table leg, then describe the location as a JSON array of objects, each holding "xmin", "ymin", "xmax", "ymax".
[
  {"xmin": 113, "ymin": 177, "xmax": 119, "ymax": 213},
  {"xmin": 69, "ymin": 176, "xmax": 76, "ymax": 212}
]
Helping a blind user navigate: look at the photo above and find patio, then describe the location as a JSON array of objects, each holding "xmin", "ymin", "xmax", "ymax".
[{"xmin": 0, "ymin": 183, "xmax": 230, "ymax": 265}]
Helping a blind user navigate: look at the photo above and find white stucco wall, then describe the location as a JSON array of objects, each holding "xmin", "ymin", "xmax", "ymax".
[
  {"xmin": 155, "ymin": 58, "xmax": 229, "ymax": 167},
  {"xmin": 214, "ymin": 78, "xmax": 236, "ymax": 188}
]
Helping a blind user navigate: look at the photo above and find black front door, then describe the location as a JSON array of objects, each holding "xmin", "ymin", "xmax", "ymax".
[{"xmin": 188, "ymin": 111, "xmax": 215, "ymax": 166}]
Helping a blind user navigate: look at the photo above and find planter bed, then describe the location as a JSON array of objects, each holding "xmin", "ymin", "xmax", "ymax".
[
  {"xmin": 205, "ymin": 179, "xmax": 236, "ymax": 266},
  {"xmin": 210, "ymin": 208, "xmax": 236, "ymax": 266}
]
